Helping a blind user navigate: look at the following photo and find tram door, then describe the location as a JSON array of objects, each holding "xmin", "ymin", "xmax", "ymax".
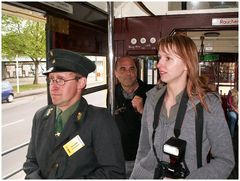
[{"xmin": 2, "ymin": 3, "xmax": 109, "ymax": 180}]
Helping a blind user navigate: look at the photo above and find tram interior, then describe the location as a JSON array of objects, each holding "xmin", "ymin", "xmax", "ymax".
[{"xmin": 1, "ymin": 1, "xmax": 238, "ymax": 179}]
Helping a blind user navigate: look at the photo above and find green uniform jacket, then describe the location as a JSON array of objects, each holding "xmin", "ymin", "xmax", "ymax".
[{"xmin": 23, "ymin": 97, "xmax": 126, "ymax": 179}]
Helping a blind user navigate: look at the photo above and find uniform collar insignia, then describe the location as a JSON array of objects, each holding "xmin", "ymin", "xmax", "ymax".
[
  {"xmin": 55, "ymin": 132, "xmax": 61, "ymax": 137},
  {"xmin": 43, "ymin": 107, "xmax": 54, "ymax": 119},
  {"xmin": 46, "ymin": 107, "xmax": 54, "ymax": 116},
  {"xmin": 77, "ymin": 112, "xmax": 82, "ymax": 122}
]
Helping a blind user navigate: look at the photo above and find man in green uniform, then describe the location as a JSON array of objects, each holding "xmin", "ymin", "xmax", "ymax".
[{"xmin": 23, "ymin": 49, "xmax": 125, "ymax": 179}]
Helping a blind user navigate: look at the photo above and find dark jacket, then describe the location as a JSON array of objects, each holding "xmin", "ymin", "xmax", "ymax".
[
  {"xmin": 114, "ymin": 79, "xmax": 154, "ymax": 161},
  {"xmin": 23, "ymin": 97, "xmax": 126, "ymax": 179}
]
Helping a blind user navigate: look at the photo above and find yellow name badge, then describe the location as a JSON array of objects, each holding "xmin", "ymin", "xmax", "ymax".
[{"xmin": 63, "ymin": 135, "xmax": 85, "ymax": 156}]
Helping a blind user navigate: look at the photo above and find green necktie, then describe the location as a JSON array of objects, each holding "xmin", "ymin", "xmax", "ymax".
[{"xmin": 55, "ymin": 111, "xmax": 63, "ymax": 136}]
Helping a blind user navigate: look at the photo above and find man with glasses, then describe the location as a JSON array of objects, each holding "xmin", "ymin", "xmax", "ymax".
[
  {"xmin": 114, "ymin": 56, "xmax": 154, "ymax": 177},
  {"xmin": 23, "ymin": 49, "xmax": 125, "ymax": 179}
]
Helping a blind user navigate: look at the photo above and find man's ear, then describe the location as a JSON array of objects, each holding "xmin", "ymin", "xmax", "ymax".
[
  {"xmin": 77, "ymin": 77, "xmax": 87, "ymax": 90},
  {"xmin": 115, "ymin": 70, "xmax": 120, "ymax": 79}
]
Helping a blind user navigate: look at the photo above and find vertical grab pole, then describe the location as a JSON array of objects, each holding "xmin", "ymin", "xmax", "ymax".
[
  {"xmin": 46, "ymin": 15, "xmax": 53, "ymax": 105},
  {"xmin": 107, "ymin": 2, "xmax": 115, "ymax": 115}
]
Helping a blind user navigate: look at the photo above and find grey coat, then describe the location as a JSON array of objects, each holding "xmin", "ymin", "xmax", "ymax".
[
  {"xmin": 23, "ymin": 97, "xmax": 126, "ymax": 179},
  {"xmin": 130, "ymin": 86, "xmax": 235, "ymax": 179}
]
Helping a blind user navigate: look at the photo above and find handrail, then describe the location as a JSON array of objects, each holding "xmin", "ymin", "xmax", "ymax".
[
  {"xmin": 2, "ymin": 142, "xmax": 29, "ymax": 156},
  {"xmin": 2, "ymin": 142, "xmax": 29, "ymax": 179},
  {"xmin": 83, "ymin": 84, "xmax": 107, "ymax": 95},
  {"xmin": 3, "ymin": 168, "xmax": 23, "ymax": 180}
]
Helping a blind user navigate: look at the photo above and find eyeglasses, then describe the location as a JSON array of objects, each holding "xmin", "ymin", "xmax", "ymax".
[{"xmin": 46, "ymin": 77, "xmax": 81, "ymax": 86}]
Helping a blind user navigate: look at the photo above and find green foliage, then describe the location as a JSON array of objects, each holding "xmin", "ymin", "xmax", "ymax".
[
  {"xmin": 2, "ymin": 14, "xmax": 46, "ymax": 84},
  {"xmin": 2, "ymin": 14, "xmax": 46, "ymax": 60}
]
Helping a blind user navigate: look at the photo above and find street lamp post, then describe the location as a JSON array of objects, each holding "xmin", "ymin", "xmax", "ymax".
[{"xmin": 16, "ymin": 55, "xmax": 20, "ymax": 93}]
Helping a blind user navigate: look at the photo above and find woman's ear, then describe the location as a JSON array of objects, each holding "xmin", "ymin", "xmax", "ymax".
[{"xmin": 184, "ymin": 64, "xmax": 188, "ymax": 71}]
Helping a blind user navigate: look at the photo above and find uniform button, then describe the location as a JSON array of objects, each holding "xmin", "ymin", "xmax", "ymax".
[{"xmin": 55, "ymin": 163, "xmax": 59, "ymax": 168}]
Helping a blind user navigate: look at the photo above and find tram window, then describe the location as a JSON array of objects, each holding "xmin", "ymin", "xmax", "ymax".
[
  {"xmin": 169, "ymin": 2, "xmax": 238, "ymax": 11},
  {"xmin": 200, "ymin": 61, "xmax": 237, "ymax": 95},
  {"xmin": 85, "ymin": 56, "xmax": 107, "ymax": 88},
  {"xmin": 218, "ymin": 62, "xmax": 237, "ymax": 95},
  {"xmin": 199, "ymin": 62, "xmax": 218, "ymax": 83},
  {"xmin": 83, "ymin": 89, "xmax": 107, "ymax": 108},
  {"xmin": 80, "ymin": 55, "xmax": 107, "ymax": 108}
]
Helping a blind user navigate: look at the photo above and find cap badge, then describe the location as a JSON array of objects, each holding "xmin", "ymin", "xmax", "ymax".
[
  {"xmin": 49, "ymin": 50, "xmax": 53, "ymax": 57},
  {"xmin": 46, "ymin": 67, "xmax": 54, "ymax": 74}
]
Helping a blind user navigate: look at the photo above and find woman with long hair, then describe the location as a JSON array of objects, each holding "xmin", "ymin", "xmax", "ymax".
[{"xmin": 130, "ymin": 35, "xmax": 234, "ymax": 179}]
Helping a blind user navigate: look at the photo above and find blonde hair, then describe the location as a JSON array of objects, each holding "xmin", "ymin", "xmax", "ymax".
[{"xmin": 158, "ymin": 35, "xmax": 210, "ymax": 110}]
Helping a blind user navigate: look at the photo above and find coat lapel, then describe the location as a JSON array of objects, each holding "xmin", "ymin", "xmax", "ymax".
[{"xmin": 41, "ymin": 105, "xmax": 57, "ymax": 150}]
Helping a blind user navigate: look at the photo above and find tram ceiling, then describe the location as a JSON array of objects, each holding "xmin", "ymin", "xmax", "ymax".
[
  {"xmin": 2, "ymin": 3, "xmax": 46, "ymax": 22},
  {"xmin": 2, "ymin": 2, "xmax": 238, "ymax": 54},
  {"xmin": 187, "ymin": 30, "xmax": 238, "ymax": 53},
  {"xmin": 90, "ymin": 2, "xmax": 238, "ymax": 54}
]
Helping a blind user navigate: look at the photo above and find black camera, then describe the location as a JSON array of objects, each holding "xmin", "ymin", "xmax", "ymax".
[{"xmin": 154, "ymin": 137, "xmax": 189, "ymax": 179}]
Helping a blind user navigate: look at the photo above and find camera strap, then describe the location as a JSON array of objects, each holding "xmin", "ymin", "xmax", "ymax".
[
  {"xmin": 152, "ymin": 90, "xmax": 166, "ymax": 163},
  {"xmin": 152, "ymin": 88, "xmax": 188, "ymax": 163},
  {"xmin": 173, "ymin": 90, "xmax": 189, "ymax": 138},
  {"xmin": 195, "ymin": 102, "xmax": 203, "ymax": 168}
]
